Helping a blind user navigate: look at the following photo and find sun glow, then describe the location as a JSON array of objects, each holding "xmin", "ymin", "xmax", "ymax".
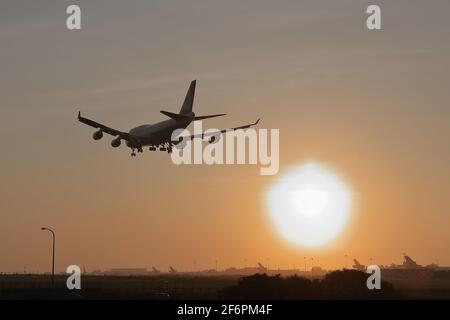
[{"xmin": 267, "ymin": 163, "xmax": 353, "ymax": 248}]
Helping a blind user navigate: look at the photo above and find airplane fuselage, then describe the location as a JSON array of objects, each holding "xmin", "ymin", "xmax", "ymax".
[{"xmin": 127, "ymin": 113, "xmax": 194, "ymax": 147}]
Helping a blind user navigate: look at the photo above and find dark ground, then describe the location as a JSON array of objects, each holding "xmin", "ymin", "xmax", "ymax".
[{"xmin": 1, "ymin": 270, "xmax": 450, "ymax": 300}]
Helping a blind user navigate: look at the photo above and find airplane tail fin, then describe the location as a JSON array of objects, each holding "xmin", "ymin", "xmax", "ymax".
[{"xmin": 180, "ymin": 80, "xmax": 196, "ymax": 115}]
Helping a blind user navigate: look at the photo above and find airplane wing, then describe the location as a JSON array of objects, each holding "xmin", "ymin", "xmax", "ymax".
[
  {"xmin": 78, "ymin": 111, "xmax": 133, "ymax": 141},
  {"xmin": 174, "ymin": 118, "xmax": 261, "ymax": 143}
]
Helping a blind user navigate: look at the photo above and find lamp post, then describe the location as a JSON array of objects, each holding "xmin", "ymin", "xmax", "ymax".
[{"xmin": 41, "ymin": 227, "xmax": 55, "ymax": 288}]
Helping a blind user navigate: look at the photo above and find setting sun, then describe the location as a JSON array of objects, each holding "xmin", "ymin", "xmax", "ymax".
[{"xmin": 267, "ymin": 163, "xmax": 353, "ymax": 248}]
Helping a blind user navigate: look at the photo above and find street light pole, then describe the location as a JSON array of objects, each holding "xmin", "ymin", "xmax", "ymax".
[{"xmin": 41, "ymin": 227, "xmax": 55, "ymax": 288}]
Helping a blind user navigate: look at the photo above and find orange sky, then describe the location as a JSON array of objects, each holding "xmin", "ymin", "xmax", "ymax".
[{"xmin": 0, "ymin": 0, "xmax": 449, "ymax": 273}]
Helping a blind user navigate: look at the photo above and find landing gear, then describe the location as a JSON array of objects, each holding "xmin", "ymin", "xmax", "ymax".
[
  {"xmin": 158, "ymin": 143, "xmax": 173, "ymax": 153},
  {"xmin": 131, "ymin": 144, "xmax": 172, "ymax": 156},
  {"xmin": 130, "ymin": 147, "xmax": 142, "ymax": 157}
]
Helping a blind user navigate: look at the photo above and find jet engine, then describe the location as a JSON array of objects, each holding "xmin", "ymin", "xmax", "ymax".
[
  {"xmin": 111, "ymin": 137, "xmax": 121, "ymax": 148},
  {"xmin": 209, "ymin": 134, "xmax": 221, "ymax": 144},
  {"xmin": 175, "ymin": 136, "xmax": 187, "ymax": 149},
  {"xmin": 93, "ymin": 130, "xmax": 103, "ymax": 140}
]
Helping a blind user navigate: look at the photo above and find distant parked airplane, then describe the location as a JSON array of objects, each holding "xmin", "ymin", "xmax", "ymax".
[
  {"xmin": 169, "ymin": 266, "xmax": 177, "ymax": 274},
  {"xmin": 352, "ymin": 259, "xmax": 366, "ymax": 271},
  {"xmin": 257, "ymin": 262, "xmax": 267, "ymax": 270},
  {"xmin": 151, "ymin": 267, "xmax": 160, "ymax": 274},
  {"xmin": 78, "ymin": 80, "xmax": 259, "ymax": 156}
]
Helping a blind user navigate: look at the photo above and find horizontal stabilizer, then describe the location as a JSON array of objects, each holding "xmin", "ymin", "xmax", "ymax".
[
  {"xmin": 160, "ymin": 110, "xmax": 190, "ymax": 120},
  {"xmin": 194, "ymin": 113, "xmax": 226, "ymax": 121}
]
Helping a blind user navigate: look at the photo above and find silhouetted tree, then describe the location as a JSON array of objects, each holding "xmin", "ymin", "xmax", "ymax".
[
  {"xmin": 320, "ymin": 270, "xmax": 398, "ymax": 299},
  {"xmin": 218, "ymin": 270, "xmax": 400, "ymax": 299}
]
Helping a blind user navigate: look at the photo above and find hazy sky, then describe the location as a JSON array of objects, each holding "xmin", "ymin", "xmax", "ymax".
[{"xmin": 1, "ymin": 0, "xmax": 449, "ymax": 273}]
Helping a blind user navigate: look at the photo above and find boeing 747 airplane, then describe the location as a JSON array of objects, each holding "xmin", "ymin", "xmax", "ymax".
[{"xmin": 78, "ymin": 80, "xmax": 259, "ymax": 156}]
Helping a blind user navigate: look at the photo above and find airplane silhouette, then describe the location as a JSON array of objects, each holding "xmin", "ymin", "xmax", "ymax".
[
  {"xmin": 78, "ymin": 80, "xmax": 259, "ymax": 156},
  {"xmin": 352, "ymin": 259, "xmax": 366, "ymax": 271},
  {"xmin": 169, "ymin": 266, "xmax": 177, "ymax": 274},
  {"xmin": 151, "ymin": 266, "xmax": 160, "ymax": 274}
]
